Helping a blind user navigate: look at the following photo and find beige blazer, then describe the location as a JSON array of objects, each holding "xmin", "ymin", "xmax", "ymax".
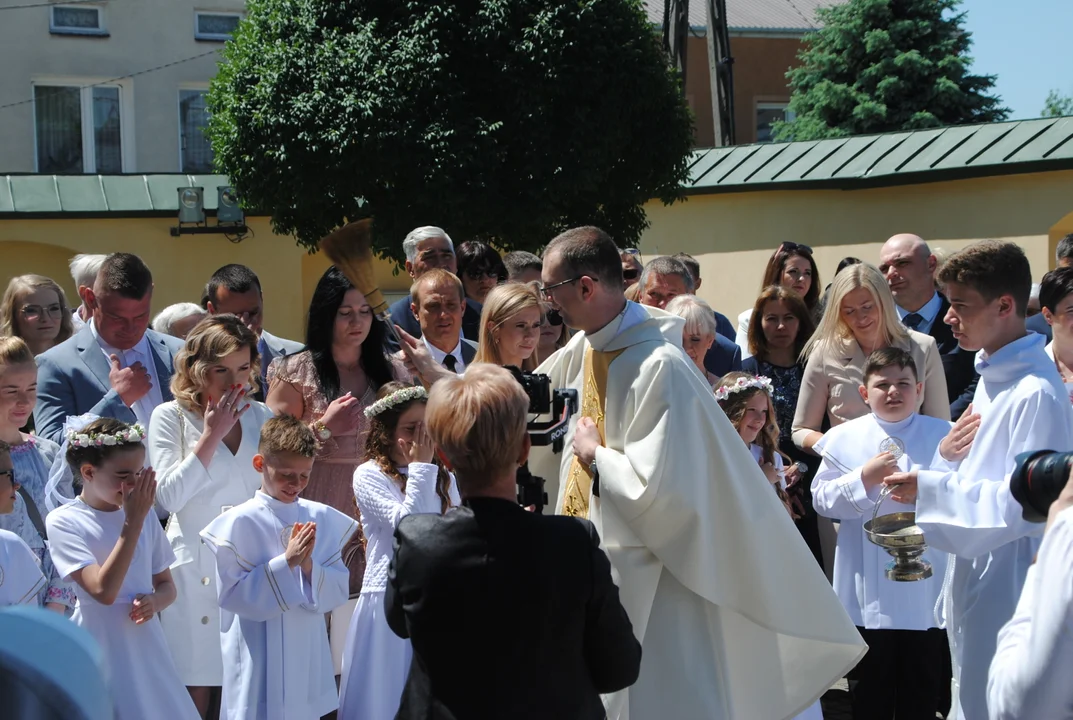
[{"xmin": 791, "ymin": 329, "xmax": 950, "ymax": 449}]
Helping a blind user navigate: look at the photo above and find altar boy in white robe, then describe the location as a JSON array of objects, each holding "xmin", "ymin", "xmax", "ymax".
[
  {"xmin": 530, "ymin": 227, "xmax": 866, "ymax": 720},
  {"xmin": 201, "ymin": 415, "xmax": 357, "ymax": 720},
  {"xmin": 812, "ymin": 347, "xmax": 953, "ymax": 719},
  {"xmin": 886, "ymin": 240, "xmax": 1073, "ymax": 720}
]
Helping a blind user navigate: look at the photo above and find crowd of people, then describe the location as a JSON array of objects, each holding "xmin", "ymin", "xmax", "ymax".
[{"xmin": 0, "ymin": 224, "xmax": 1072, "ymax": 720}]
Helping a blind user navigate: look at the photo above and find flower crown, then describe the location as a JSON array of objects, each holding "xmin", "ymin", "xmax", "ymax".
[
  {"xmin": 364, "ymin": 386, "xmax": 428, "ymax": 419},
  {"xmin": 67, "ymin": 423, "xmax": 146, "ymax": 448},
  {"xmin": 715, "ymin": 375, "xmax": 774, "ymax": 402}
]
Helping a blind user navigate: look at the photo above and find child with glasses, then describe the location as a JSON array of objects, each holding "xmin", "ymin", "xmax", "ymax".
[{"xmin": 0, "ymin": 274, "xmax": 74, "ymax": 356}]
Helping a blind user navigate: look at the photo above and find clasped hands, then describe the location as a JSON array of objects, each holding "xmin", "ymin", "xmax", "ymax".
[{"xmin": 286, "ymin": 522, "xmax": 317, "ymax": 575}]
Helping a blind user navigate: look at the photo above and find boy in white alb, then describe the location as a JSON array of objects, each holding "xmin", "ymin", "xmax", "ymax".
[
  {"xmin": 812, "ymin": 348, "xmax": 952, "ymax": 719},
  {"xmin": 0, "ymin": 448, "xmax": 47, "ymax": 606},
  {"xmin": 886, "ymin": 241, "xmax": 1073, "ymax": 720},
  {"xmin": 200, "ymin": 415, "xmax": 357, "ymax": 720}
]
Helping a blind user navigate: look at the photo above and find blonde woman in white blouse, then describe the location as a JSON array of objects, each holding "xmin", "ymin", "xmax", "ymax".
[{"xmin": 148, "ymin": 315, "xmax": 274, "ymax": 717}]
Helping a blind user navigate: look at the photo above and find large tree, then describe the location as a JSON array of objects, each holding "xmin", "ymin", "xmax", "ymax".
[
  {"xmin": 207, "ymin": 0, "xmax": 694, "ymax": 261},
  {"xmin": 775, "ymin": 0, "xmax": 1008, "ymax": 142},
  {"xmin": 1042, "ymin": 90, "xmax": 1073, "ymax": 118}
]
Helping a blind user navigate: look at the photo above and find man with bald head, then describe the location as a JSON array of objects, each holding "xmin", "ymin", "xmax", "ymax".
[{"xmin": 879, "ymin": 234, "xmax": 977, "ymax": 419}]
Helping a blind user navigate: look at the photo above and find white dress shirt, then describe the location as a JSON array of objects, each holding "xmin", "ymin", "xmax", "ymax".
[
  {"xmin": 896, "ymin": 291, "xmax": 943, "ymax": 336},
  {"xmin": 90, "ymin": 320, "xmax": 164, "ymax": 429},
  {"xmin": 988, "ymin": 505, "xmax": 1073, "ymax": 720},
  {"xmin": 422, "ymin": 334, "xmax": 467, "ymax": 373}
]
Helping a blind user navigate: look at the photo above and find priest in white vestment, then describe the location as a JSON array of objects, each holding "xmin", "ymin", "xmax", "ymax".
[
  {"xmin": 529, "ymin": 227, "xmax": 866, "ymax": 720},
  {"xmin": 887, "ymin": 242, "xmax": 1073, "ymax": 720}
]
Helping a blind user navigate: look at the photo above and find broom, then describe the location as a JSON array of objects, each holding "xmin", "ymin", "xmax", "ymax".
[{"xmin": 319, "ymin": 218, "xmax": 429, "ymax": 387}]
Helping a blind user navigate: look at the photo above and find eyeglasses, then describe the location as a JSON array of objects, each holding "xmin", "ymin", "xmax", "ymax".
[
  {"xmin": 544, "ymin": 309, "xmax": 564, "ymax": 327},
  {"xmin": 778, "ymin": 242, "xmax": 813, "ymax": 256},
  {"xmin": 0, "ymin": 468, "xmax": 15, "ymax": 486},
  {"xmin": 464, "ymin": 268, "xmax": 506, "ymax": 282},
  {"xmin": 20, "ymin": 304, "xmax": 63, "ymax": 321},
  {"xmin": 539, "ymin": 276, "xmax": 596, "ymax": 300},
  {"xmin": 621, "ymin": 248, "xmax": 640, "ymax": 256}
]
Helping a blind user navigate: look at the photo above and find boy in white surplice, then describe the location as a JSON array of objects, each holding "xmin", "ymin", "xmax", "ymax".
[
  {"xmin": 812, "ymin": 348, "xmax": 953, "ymax": 719},
  {"xmin": 200, "ymin": 415, "xmax": 357, "ymax": 720}
]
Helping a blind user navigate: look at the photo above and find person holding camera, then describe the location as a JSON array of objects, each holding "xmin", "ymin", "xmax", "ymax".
[
  {"xmin": 528, "ymin": 226, "xmax": 864, "ymax": 720},
  {"xmin": 384, "ymin": 363, "xmax": 641, "ymax": 719},
  {"xmin": 987, "ymin": 467, "xmax": 1073, "ymax": 719}
]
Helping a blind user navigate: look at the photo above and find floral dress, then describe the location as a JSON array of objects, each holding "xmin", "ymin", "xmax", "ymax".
[{"xmin": 0, "ymin": 435, "xmax": 76, "ymax": 608}]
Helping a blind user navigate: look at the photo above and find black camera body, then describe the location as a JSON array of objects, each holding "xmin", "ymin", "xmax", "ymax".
[
  {"xmin": 1010, "ymin": 450, "xmax": 1073, "ymax": 523},
  {"xmin": 506, "ymin": 367, "xmax": 578, "ymax": 514}
]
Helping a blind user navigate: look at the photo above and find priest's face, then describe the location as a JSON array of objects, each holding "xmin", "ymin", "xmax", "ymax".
[
  {"xmin": 256, "ymin": 451, "xmax": 313, "ymax": 503},
  {"xmin": 861, "ymin": 366, "xmax": 921, "ymax": 423},
  {"xmin": 942, "ymin": 281, "xmax": 1014, "ymax": 353},
  {"xmin": 540, "ymin": 250, "xmax": 586, "ymax": 330}
]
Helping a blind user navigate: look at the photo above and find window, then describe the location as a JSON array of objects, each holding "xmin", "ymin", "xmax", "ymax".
[
  {"xmin": 179, "ymin": 89, "xmax": 214, "ymax": 173},
  {"xmin": 756, "ymin": 103, "xmax": 795, "ymax": 144},
  {"xmin": 33, "ymin": 81, "xmax": 131, "ymax": 173},
  {"xmin": 50, "ymin": 5, "xmax": 107, "ymax": 36},
  {"xmin": 195, "ymin": 12, "xmax": 241, "ymax": 41}
]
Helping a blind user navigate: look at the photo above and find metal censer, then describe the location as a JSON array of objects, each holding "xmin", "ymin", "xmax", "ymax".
[{"xmin": 863, "ymin": 484, "xmax": 932, "ymax": 582}]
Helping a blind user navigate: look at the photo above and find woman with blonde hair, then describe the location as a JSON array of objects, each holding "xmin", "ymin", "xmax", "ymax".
[
  {"xmin": 665, "ymin": 295, "xmax": 720, "ymax": 387},
  {"xmin": 147, "ymin": 314, "xmax": 274, "ymax": 717},
  {"xmin": 474, "ymin": 282, "xmax": 543, "ymax": 370},
  {"xmin": 0, "ymin": 274, "xmax": 74, "ymax": 355},
  {"xmin": 792, "ymin": 263, "xmax": 949, "ymax": 455}
]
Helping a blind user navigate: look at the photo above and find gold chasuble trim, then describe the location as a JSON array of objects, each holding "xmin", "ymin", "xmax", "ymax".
[{"xmin": 562, "ymin": 346, "xmax": 627, "ymax": 518}]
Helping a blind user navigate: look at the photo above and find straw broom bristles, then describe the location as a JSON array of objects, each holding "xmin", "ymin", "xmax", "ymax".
[{"xmin": 318, "ymin": 218, "xmax": 390, "ymax": 317}]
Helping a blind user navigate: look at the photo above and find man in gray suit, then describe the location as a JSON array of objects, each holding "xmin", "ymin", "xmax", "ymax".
[
  {"xmin": 35, "ymin": 253, "xmax": 184, "ymax": 444},
  {"xmin": 203, "ymin": 264, "xmax": 303, "ymax": 399}
]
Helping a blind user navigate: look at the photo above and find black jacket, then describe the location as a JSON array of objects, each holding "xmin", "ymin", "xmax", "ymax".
[
  {"xmin": 386, "ymin": 497, "xmax": 641, "ymax": 720},
  {"xmin": 387, "ymin": 295, "xmax": 482, "ymax": 352},
  {"xmin": 929, "ymin": 294, "xmax": 979, "ymax": 420}
]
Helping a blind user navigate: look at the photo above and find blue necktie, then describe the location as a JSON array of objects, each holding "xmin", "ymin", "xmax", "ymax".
[{"xmin": 903, "ymin": 312, "xmax": 924, "ymax": 330}]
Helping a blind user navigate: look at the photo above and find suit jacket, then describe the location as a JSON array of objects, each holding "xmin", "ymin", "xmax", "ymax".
[
  {"xmin": 386, "ymin": 497, "xmax": 641, "ymax": 720},
  {"xmin": 928, "ymin": 294, "xmax": 979, "ymax": 420},
  {"xmin": 703, "ymin": 332, "xmax": 744, "ymax": 378},
  {"xmin": 386, "ymin": 295, "xmax": 481, "ymax": 351},
  {"xmin": 34, "ymin": 326, "xmax": 183, "ymax": 444},
  {"xmin": 713, "ymin": 310, "xmax": 735, "ymax": 342},
  {"xmin": 256, "ymin": 330, "xmax": 304, "ymax": 401}
]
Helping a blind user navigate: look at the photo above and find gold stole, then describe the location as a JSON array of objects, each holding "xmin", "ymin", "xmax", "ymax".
[{"xmin": 562, "ymin": 346, "xmax": 626, "ymax": 518}]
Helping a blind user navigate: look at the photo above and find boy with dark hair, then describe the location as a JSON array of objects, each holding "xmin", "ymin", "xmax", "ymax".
[
  {"xmin": 890, "ymin": 240, "xmax": 1073, "ymax": 718},
  {"xmin": 200, "ymin": 415, "xmax": 356, "ymax": 720},
  {"xmin": 812, "ymin": 347, "xmax": 953, "ymax": 720}
]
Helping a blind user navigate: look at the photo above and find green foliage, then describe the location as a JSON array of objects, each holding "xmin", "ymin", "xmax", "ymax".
[
  {"xmin": 774, "ymin": 0, "xmax": 1008, "ymax": 141},
  {"xmin": 207, "ymin": 0, "xmax": 694, "ymax": 261},
  {"xmin": 1042, "ymin": 90, "xmax": 1073, "ymax": 118}
]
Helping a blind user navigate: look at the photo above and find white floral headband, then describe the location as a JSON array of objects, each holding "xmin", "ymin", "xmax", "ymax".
[
  {"xmin": 66, "ymin": 423, "xmax": 146, "ymax": 448},
  {"xmin": 715, "ymin": 375, "xmax": 774, "ymax": 402},
  {"xmin": 364, "ymin": 386, "xmax": 428, "ymax": 419}
]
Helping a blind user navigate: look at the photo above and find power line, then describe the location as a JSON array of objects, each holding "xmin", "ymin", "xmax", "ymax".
[
  {"xmin": 0, "ymin": 0, "xmax": 105, "ymax": 11},
  {"xmin": 782, "ymin": 0, "xmax": 817, "ymax": 30},
  {"xmin": 0, "ymin": 48, "xmax": 222, "ymax": 113}
]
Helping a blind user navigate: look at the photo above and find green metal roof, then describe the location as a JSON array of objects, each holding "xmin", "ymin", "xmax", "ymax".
[
  {"xmin": 685, "ymin": 116, "xmax": 1073, "ymax": 194},
  {"xmin": 1, "ymin": 117, "xmax": 1072, "ymax": 216},
  {"xmin": 0, "ymin": 174, "xmax": 234, "ymax": 215}
]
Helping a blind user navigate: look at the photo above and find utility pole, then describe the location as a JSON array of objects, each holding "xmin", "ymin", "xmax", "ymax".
[{"xmin": 661, "ymin": 0, "xmax": 736, "ymax": 147}]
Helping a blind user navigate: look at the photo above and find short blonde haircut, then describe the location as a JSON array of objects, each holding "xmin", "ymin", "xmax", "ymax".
[
  {"xmin": 410, "ymin": 268, "xmax": 464, "ymax": 309},
  {"xmin": 0, "ymin": 274, "xmax": 74, "ymax": 346},
  {"xmin": 171, "ymin": 314, "xmax": 261, "ymax": 413},
  {"xmin": 801, "ymin": 262, "xmax": 908, "ymax": 361},
  {"xmin": 474, "ymin": 282, "xmax": 543, "ymax": 370},
  {"xmin": 664, "ymin": 295, "xmax": 717, "ymax": 338},
  {"xmin": 426, "ymin": 363, "xmax": 528, "ymax": 491},
  {"xmin": 259, "ymin": 414, "xmax": 316, "ymax": 458},
  {"xmin": 0, "ymin": 336, "xmax": 35, "ymax": 370}
]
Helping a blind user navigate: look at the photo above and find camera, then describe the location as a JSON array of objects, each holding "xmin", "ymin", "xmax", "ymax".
[
  {"xmin": 1010, "ymin": 450, "xmax": 1073, "ymax": 522},
  {"xmin": 506, "ymin": 367, "xmax": 578, "ymax": 514}
]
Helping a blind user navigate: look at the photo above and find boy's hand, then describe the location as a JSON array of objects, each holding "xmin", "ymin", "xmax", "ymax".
[
  {"xmin": 862, "ymin": 452, "xmax": 899, "ymax": 489},
  {"xmin": 940, "ymin": 405, "xmax": 981, "ymax": 462},
  {"xmin": 285, "ymin": 522, "xmax": 316, "ymax": 568},
  {"xmin": 884, "ymin": 470, "xmax": 918, "ymax": 504},
  {"xmin": 130, "ymin": 593, "xmax": 158, "ymax": 625}
]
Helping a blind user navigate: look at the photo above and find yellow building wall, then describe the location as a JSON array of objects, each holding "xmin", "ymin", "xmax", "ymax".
[
  {"xmin": 0, "ymin": 216, "xmax": 411, "ymax": 342},
  {"xmin": 4, "ymin": 169, "xmax": 1072, "ymax": 341},
  {"xmin": 639, "ymin": 170, "xmax": 1073, "ymax": 319}
]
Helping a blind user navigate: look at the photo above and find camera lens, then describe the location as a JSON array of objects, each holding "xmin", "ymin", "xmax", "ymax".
[{"xmin": 1010, "ymin": 450, "xmax": 1073, "ymax": 523}]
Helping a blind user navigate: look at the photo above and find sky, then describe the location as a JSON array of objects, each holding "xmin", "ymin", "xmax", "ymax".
[{"xmin": 959, "ymin": 0, "xmax": 1073, "ymax": 119}]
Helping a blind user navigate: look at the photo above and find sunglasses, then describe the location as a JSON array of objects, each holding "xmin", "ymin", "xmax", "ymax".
[
  {"xmin": 544, "ymin": 309, "xmax": 564, "ymax": 327},
  {"xmin": 778, "ymin": 241, "xmax": 813, "ymax": 256},
  {"xmin": 623, "ymin": 268, "xmax": 639, "ymax": 281}
]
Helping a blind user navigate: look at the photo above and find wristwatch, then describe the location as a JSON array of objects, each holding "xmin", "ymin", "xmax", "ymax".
[{"xmin": 312, "ymin": 420, "xmax": 332, "ymax": 441}]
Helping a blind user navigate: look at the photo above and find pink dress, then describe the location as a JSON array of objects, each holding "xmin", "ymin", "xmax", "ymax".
[{"xmin": 267, "ymin": 350, "xmax": 407, "ymax": 596}]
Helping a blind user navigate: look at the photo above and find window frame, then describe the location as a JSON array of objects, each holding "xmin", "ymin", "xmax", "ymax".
[
  {"xmin": 49, "ymin": 4, "xmax": 108, "ymax": 37},
  {"xmin": 177, "ymin": 85, "xmax": 214, "ymax": 173},
  {"xmin": 194, "ymin": 11, "xmax": 242, "ymax": 41},
  {"xmin": 754, "ymin": 100, "xmax": 795, "ymax": 144},
  {"xmin": 31, "ymin": 77, "xmax": 135, "ymax": 173}
]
